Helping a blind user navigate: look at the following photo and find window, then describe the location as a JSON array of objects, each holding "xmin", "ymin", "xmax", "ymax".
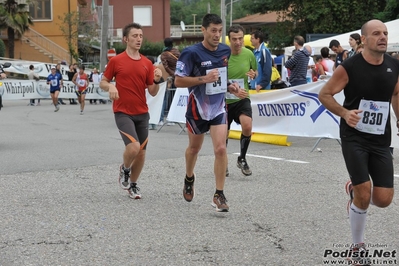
[
  {"xmin": 29, "ymin": 0, "xmax": 51, "ymax": 20},
  {"xmin": 133, "ymin": 6, "xmax": 152, "ymax": 26}
]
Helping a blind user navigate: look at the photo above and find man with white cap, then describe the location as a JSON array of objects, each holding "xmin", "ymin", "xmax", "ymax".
[{"xmin": 46, "ymin": 65, "xmax": 63, "ymax": 112}]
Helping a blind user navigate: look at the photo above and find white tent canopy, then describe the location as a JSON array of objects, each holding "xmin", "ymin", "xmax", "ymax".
[{"xmin": 284, "ymin": 19, "xmax": 399, "ymax": 58}]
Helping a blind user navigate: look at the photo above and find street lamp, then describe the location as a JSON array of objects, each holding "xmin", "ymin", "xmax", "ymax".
[
  {"xmin": 221, "ymin": 0, "xmax": 226, "ymax": 44},
  {"xmin": 221, "ymin": 0, "xmax": 240, "ymax": 43},
  {"xmin": 192, "ymin": 14, "xmax": 197, "ymax": 33},
  {"xmin": 226, "ymin": 0, "xmax": 240, "ymax": 27}
]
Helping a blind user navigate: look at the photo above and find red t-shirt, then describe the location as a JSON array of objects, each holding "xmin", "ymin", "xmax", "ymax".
[{"xmin": 104, "ymin": 51, "xmax": 154, "ymax": 115}]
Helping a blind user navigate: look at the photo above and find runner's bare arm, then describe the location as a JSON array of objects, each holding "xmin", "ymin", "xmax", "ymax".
[
  {"xmin": 99, "ymin": 75, "xmax": 119, "ymax": 100},
  {"xmin": 174, "ymin": 69, "xmax": 220, "ymax": 88},
  {"xmin": 147, "ymin": 67, "xmax": 163, "ymax": 97},
  {"xmin": 318, "ymin": 65, "xmax": 361, "ymax": 127}
]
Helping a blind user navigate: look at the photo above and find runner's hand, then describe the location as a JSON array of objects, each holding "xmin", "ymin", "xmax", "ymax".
[
  {"xmin": 205, "ymin": 69, "xmax": 220, "ymax": 83},
  {"xmin": 344, "ymin": 109, "xmax": 362, "ymax": 128},
  {"xmin": 154, "ymin": 68, "xmax": 162, "ymax": 82},
  {"xmin": 108, "ymin": 84, "xmax": 119, "ymax": 100}
]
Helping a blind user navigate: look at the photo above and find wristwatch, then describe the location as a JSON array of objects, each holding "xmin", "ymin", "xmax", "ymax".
[{"xmin": 153, "ymin": 77, "xmax": 164, "ymax": 84}]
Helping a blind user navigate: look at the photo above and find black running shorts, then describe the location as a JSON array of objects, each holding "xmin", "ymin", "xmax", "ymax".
[
  {"xmin": 186, "ymin": 112, "xmax": 227, "ymax": 135},
  {"xmin": 227, "ymin": 98, "xmax": 252, "ymax": 130},
  {"xmin": 341, "ymin": 140, "xmax": 393, "ymax": 188},
  {"xmin": 114, "ymin": 112, "xmax": 149, "ymax": 150}
]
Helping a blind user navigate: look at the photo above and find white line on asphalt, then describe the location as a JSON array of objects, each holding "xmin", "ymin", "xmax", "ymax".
[{"xmin": 233, "ymin": 153, "xmax": 309, "ymax": 164}]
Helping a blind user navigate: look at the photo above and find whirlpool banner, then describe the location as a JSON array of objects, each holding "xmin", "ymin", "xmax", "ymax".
[{"xmin": 0, "ymin": 79, "xmax": 109, "ymax": 100}]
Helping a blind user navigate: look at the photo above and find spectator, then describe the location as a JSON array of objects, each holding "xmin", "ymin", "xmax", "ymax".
[
  {"xmin": 249, "ymin": 30, "xmax": 272, "ymax": 90},
  {"xmin": 67, "ymin": 64, "xmax": 78, "ymax": 104},
  {"xmin": 329, "ymin": 39, "xmax": 348, "ymax": 70},
  {"xmin": 320, "ymin": 47, "xmax": 335, "ymax": 75},
  {"xmin": 55, "ymin": 63, "xmax": 66, "ymax": 105},
  {"xmin": 284, "ymin": 36, "xmax": 310, "ymax": 86},
  {"xmin": 159, "ymin": 37, "xmax": 180, "ymax": 126},
  {"xmin": 28, "ymin": 65, "xmax": 40, "ymax": 106},
  {"xmin": 347, "ymin": 33, "xmax": 361, "ymax": 58}
]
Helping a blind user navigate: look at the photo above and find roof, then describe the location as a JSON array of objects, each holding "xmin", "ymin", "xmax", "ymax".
[{"xmin": 233, "ymin": 12, "xmax": 279, "ymax": 24}]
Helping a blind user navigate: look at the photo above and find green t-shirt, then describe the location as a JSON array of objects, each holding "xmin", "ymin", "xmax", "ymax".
[{"xmin": 226, "ymin": 47, "xmax": 257, "ymax": 104}]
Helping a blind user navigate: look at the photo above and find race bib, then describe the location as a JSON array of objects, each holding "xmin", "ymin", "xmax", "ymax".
[
  {"xmin": 78, "ymin": 79, "xmax": 86, "ymax": 87},
  {"xmin": 205, "ymin": 67, "xmax": 227, "ymax": 95},
  {"xmin": 226, "ymin": 79, "xmax": 244, "ymax": 100},
  {"xmin": 355, "ymin": 99, "xmax": 389, "ymax": 135},
  {"xmin": 51, "ymin": 79, "xmax": 58, "ymax": 86}
]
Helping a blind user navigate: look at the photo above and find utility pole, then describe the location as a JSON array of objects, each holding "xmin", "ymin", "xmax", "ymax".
[
  {"xmin": 100, "ymin": 0, "xmax": 109, "ymax": 72},
  {"xmin": 68, "ymin": 0, "xmax": 72, "ymax": 64},
  {"xmin": 221, "ymin": 0, "xmax": 226, "ymax": 44}
]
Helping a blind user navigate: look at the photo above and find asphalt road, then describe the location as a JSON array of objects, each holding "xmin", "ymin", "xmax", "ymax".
[{"xmin": 0, "ymin": 100, "xmax": 398, "ymax": 266}]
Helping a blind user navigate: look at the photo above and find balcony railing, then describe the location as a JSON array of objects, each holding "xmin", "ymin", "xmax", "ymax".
[
  {"xmin": 22, "ymin": 28, "xmax": 70, "ymax": 62},
  {"xmin": 170, "ymin": 25, "xmax": 202, "ymax": 38}
]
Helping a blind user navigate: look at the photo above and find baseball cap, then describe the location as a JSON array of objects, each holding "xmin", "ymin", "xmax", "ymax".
[{"xmin": 51, "ymin": 65, "xmax": 56, "ymax": 69}]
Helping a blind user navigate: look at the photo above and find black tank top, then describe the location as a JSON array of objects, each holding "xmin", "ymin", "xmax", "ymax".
[
  {"xmin": 340, "ymin": 53, "xmax": 399, "ymax": 146},
  {"xmin": 335, "ymin": 50, "xmax": 347, "ymax": 68}
]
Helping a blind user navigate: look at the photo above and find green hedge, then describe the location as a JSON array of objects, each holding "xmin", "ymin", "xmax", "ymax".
[
  {"xmin": 0, "ymin": 39, "xmax": 5, "ymax": 57},
  {"xmin": 113, "ymin": 39, "xmax": 164, "ymax": 57}
]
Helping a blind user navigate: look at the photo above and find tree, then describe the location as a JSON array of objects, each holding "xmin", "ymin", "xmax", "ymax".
[
  {"xmin": 58, "ymin": 9, "xmax": 98, "ymax": 63},
  {"xmin": 240, "ymin": 0, "xmax": 388, "ymax": 49},
  {"xmin": 58, "ymin": 11, "xmax": 80, "ymax": 63},
  {"xmin": 374, "ymin": 0, "xmax": 399, "ymax": 21},
  {"xmin": 0, "ymin": 0, "xmax": 33, "ymax": 58}
]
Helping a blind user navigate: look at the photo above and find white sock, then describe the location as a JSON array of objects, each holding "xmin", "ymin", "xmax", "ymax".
[{"xmin": 349, "ymin": 202, "xmax": 367, "ymax": 244}]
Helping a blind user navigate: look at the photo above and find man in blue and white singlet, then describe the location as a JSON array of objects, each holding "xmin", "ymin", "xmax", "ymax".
[
  {"xmin": 175, "ymin": 13, "xmax": 240, "ymax": 212},
  {"xmin": 46, "ymin": 65, "xmax": 63, "ymax": 112}
]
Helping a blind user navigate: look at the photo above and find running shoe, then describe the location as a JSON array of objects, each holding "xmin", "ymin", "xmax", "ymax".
[
  {"xmin": 236, "ymin": 157, "xmax": 252, "ymax": 176},
  {"xmin": 183, "ymin": 174, "xmax": 195, "ymax": 202},
  {"xmin": 80, "ymin": 110, "xmax": 84, "ymax": 115},
  {"xmin": 347, "ymin": 243, "xmax": 371, "ymax": 266},
  {"xmin": 128, "ymin": 183, "xmax": 141, "ymax": 199},
  {"xmin": 118, "ymin": 164, "xmax": 130, "ymax": 190},
  {"xmin": 345, "ymin": 180, "xmax": 354, "ymax": 214},
  {"xmin": 54, "ymin": 105, "xmax": 60, "ymax": 112},
  {"xmin": 211, "ymin": 193, "xmax": 229, "ymax": 212}
]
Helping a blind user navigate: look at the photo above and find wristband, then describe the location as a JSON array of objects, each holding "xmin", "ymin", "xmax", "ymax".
[{"xmin": 153, "ymin": 77, "xmax": 164, "ymax": 84}]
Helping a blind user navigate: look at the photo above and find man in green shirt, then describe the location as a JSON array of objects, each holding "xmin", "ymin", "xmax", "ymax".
[{"xmin": 226, "ymin": 25, "xmax": 257, "ymax": 176}]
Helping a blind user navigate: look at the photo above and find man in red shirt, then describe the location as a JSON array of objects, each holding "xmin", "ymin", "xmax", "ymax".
[{"xmin": 100, "ymin": 22, "xmax": 163, "ymax": 199}]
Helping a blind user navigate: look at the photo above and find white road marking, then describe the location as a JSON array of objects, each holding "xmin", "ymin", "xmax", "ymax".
[{"xmin": 233, "ymin": 153, "xmax": 309, "ymax": 164}]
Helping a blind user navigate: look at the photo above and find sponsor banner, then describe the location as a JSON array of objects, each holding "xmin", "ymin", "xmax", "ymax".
[
  {"xmin": 0, "ymin": 79, "xmax": 109, "ymax": 99},
  {"xmin": 166, "ymin": 87, "xmax": 188, "ymax": 124},
  {"xmin": 0, "ymin": 77, "xmax": 167, "ymax": 125},
  {"xmin": 0, "ymin": 60, "xmax": 71, "ymax": 80},
  {"xmin": 247, "ymin": 81, "xmax": 342, "ymax": 139},
  {"xmin": 146, "ymin": 82, "xmax": 166, "ymax": 125},
  {"xmin": 167, "ymin": 82, "xmax": 399, "ymax": 148}
]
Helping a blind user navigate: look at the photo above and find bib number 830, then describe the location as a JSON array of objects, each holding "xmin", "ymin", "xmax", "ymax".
[{"xmin": 362, "ymin": 111, "xmax": 383, "ymax": 125}]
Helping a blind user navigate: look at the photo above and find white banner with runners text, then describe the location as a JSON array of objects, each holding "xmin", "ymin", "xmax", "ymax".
[{"xmin": 167, "ymin": 82, "xmax": 399, "ymax": 148}]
